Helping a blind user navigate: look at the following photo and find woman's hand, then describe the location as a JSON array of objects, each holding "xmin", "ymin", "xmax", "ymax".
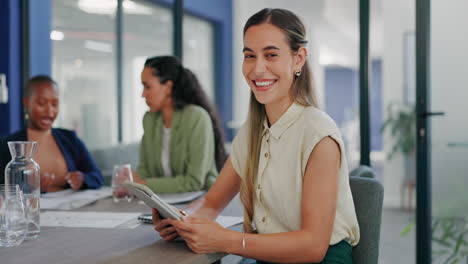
[
  {"xmin": 152, "ymin": 208, "xmax": 179, "ymax": 241},
  {"xmin": 65, "ymin": 171, "xmax": 84, "ymax": 190},
  {"xmin": 40, "ymin": 173, "xmax": 55, "ymax": 192},
  {"xmin": 169, "ymin": 216, "xmax": 231, "ymax": 254}
]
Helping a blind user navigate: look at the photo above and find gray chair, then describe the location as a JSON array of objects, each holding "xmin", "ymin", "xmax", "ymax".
[
  {"xmin": 350, "ymin": 165, "xmax": 376, "ymax": 179},
  {"xmin": 350, "ymin": 175, "xmax": 384, "ymax": 264}
]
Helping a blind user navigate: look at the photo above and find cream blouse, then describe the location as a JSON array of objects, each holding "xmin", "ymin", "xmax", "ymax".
[{"xmin": 231, "ymin": 103, "xmax": 360, "ymax": 246}]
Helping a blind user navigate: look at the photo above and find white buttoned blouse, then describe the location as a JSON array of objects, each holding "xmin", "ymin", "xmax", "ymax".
[{"xmin": 230, "ymin": 103, "xmax": 360, "ymax": 246}]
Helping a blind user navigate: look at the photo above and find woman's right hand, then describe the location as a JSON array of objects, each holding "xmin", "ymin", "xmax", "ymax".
[
  {"xmin": 40, "ymin": 173, "xmax": 55, "ymax": 192},
  {"xmin": 152, "ymin": 208, "xmax": 179, "ymax": 241}
]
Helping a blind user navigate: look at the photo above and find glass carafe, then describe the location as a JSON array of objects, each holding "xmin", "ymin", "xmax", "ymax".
[
  {"xmin": 4, "ymin": 141, "xmax": 40, "ymax": 240},
  {"xmin": 0, "ymin": 184, "xmax": 27, "ymax": 247}
]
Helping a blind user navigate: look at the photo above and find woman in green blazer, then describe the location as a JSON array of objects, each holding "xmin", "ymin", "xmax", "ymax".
[{"xmin": 134, "ymin": 56, "xmax": 226, "ymax": 193}]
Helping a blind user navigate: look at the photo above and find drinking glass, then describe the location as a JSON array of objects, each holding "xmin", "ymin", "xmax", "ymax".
[
  {"xmin": 111, "ymin": 164, "xmax": 134, "ymax": 203},
  {"xmin": 0, "ymin": 184, "xmax": 27, "ymax": 247}
]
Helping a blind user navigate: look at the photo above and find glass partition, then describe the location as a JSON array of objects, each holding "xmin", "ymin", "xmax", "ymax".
[{"xmin": 52, "ymin": 0, "xmax": 117, "ymax": 149}]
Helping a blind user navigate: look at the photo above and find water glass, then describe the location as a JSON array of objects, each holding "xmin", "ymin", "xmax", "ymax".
[
  {"xmin": 0, "ymin": 184, "xmax": 27, "ymax": 247},
  {"xmin": 111, "ymin": 164, "xmax": 134, "ymax": 203}
]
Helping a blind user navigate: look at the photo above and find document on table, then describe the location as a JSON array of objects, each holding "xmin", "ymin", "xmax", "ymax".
[
  {"xmin": 158, "ymin": 191, "xmax": 205, "ymax": 204},
  {"xmin": 41, "ymin": 187, "xmax": 112, "ymax": 210},
  {"xmin": 41, "ymin": 211, "xmax": 141, "ymax": 229}
]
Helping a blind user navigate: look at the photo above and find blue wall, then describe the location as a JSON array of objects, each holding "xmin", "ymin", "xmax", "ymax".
[
  {"xmin": 325, "ymin": 59, "xmax": 383, "ymax": 151},
  {"xmin": 324, "ymin": 67, "xmax": 359, "ymax": 127},
  {"xmin": 0, "ymin": 0, "xmax": 23, "ymax": 137},
  {"xmin": 29, "ymin": 0, "xmax": 52, "ymax": 77}
]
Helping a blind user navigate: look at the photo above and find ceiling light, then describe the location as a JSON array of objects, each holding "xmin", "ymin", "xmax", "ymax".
[
  {"xmin": 50, "ymin": 30, "xmax": 64, "ymax": 41},
  {"xmin": 78, "ymin": 0, "xmax": 152, "ymax": 15},
  {"xmin": 84, "ymin": 40, "xmax": 113, "ymax": 53}
]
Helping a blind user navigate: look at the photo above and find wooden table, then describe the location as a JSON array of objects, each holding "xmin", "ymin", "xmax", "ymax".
[{"xmin": 1, "ymin": 195, "xmax": 243, "ymax": 264}]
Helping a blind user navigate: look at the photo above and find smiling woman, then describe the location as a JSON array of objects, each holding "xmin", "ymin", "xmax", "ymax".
[
  {"xmin": 151, "ymin": 8, "xmax": 359, "ymax": 264},
  {"xmin": 0, "ymin": 75, "xmax": 103, "ymax": 193}
]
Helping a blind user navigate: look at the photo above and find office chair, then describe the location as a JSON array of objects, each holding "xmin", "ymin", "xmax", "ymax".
[
  {"xmin": 350, "ymin": 165, "xmax": 376, "ymax": 178},
  {"xmin": 350, "ymin": 175, "xmax": 384, "ymax": 264}
]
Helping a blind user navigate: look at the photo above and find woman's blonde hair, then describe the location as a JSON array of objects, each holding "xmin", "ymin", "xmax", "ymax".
[{"xmin": 240, "ymin": 8, "xmax": 318, "ymax": 233}]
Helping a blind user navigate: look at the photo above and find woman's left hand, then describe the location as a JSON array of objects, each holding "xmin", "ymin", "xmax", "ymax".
[
  {"xmin": 65, "ymin": 171, "xmax": 84, "ymax": 190},
  {"xmin": 169, "ymin": 217, "xmax": 230, "ymax": 254}
]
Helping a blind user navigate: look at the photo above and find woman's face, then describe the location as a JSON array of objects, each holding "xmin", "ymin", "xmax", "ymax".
[
  {"xmin": 242, "ymin": 23, "xmax": 306, "ymax": 106},
  {"xmin": 141, "ymin": 67, "xmax": 172, "ymax": 112},
  {"xmin": 24, "ymin": 82, "xmax": 59, "ymax": 131}
]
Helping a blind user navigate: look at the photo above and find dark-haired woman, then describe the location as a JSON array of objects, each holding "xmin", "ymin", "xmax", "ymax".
[
  {"xmin": 151, "ymin": 9, "xmax": 360, "ymax": 264},
  {"xmin": 0, "ymin": 75, "xmax": 103, "ymax": 192},
  {"xmin": 134, "ymin": 56, "xmax": 226, "ymax": 194}
]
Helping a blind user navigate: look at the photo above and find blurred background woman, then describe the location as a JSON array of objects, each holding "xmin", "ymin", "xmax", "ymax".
[
  {"xmin": 0, "ymin": 75, "xmax": 103, "ymax": 192},
  {"xmin": 134, "ymin": 56, "xmax": 226, "ymax": 193}
]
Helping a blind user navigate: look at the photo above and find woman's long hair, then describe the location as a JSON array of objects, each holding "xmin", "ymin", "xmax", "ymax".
[
  {"xmin": 144, "ymin": 56, "xmax": 227, "ymax": 171},
  {"xmin": 240, "ymin": 8, "xmax": 319, "ymax": 233}
]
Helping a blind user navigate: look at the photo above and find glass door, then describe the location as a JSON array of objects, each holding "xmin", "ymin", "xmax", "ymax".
[
  {"xmin": 426, "ymin": 0, "xmax": 468, "ymax": 263},
  {"xmin": 417, "ymin": 0, "xmax": 468, "ymax": 263}
]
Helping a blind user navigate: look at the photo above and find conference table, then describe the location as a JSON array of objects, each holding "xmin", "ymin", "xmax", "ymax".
[{"xmin": 1, "ymin": 194, "xmax": 244, "ymax": 264}]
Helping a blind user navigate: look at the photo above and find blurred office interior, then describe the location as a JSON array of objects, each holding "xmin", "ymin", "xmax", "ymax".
[{"xmin": 1, "ymin": 0, "xmax": 467, "ymax": 263}]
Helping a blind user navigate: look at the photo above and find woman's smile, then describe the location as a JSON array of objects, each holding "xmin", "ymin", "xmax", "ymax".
[{"xmin": 252, "ymin": 79, "xmax": 277, "ymax": 92}]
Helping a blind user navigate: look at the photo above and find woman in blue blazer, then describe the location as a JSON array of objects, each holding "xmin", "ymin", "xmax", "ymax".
[{"xmin": 0, "ymin": 76, "xmax": 103, "ymax": 192}]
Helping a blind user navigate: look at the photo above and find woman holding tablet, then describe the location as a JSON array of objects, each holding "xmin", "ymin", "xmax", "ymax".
[{"xmin": 152, "ymin": 8, "xmax": 360, "ymax": 263}]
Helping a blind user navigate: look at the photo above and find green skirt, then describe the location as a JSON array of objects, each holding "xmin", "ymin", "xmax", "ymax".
[{"xmin": 255, "ymin": 240, "xmax": 352, "ymax": 264}]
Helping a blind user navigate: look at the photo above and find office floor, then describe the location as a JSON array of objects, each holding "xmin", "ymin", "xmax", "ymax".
[
  {"xmin": 221, "ymin": 208, "xmax": 416, "ymax": 264},
  {"xmin": 379, "ymin": 208, "xmax": 415, "ymax": 264}
]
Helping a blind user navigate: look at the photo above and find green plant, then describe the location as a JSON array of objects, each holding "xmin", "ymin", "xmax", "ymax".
[
  {"xmin": 381, "ymin": 102, "xmax": 416, "ymax": 160},
  {"xmin": 402, "ymin": 218, "xmax": 468, "ymax": 264}
]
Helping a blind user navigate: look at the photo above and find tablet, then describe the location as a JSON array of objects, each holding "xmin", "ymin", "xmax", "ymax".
[{"xmin": 123, "ymin": 182, "xmax": 182, "ymax": 220}]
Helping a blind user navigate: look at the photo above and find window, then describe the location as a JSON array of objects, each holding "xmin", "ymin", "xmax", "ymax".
[
  {"xmin": 122, "ymin": 1, "xmax": 173, "ymax": 143},
  {"xmin": 51, "ymin": 0, "xmax": 218, "ymax": 147},
  {"xmin": 52, "ymin": 0, "xmax": 117, "ymax": 149},
  {"xmin": 183, "ymin": 14, "xmax": 215, "ymax": 101}
]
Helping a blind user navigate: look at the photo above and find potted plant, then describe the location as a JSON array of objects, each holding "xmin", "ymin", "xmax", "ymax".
[
  {"xmin": 381, "ymin": 102, "xmax": 416, "ymax": 159},
  {"xmin": 381, "ymin": 102, "xmax": 416, "ymax": 210}
]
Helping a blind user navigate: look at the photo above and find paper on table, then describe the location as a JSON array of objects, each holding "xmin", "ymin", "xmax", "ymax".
[
  {"xmin": 41, "ymin": 187, "xmax": 112, "ymax": 210},
  {"xmin": 41, "ymin": 189, "xmax": 75, "ymax": 198},
  {"xmin": 40, "ymin": 211, "xmax": 141, "ymax": 229},
  {"xmin": 157, "ymin": 191, "xmax": 205, "ymax": 204}
]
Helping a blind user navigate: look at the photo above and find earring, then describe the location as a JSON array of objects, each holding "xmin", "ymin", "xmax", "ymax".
[{"xmin": 295, "ymin": 70, "xmax": 301, "ymax": 77}]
